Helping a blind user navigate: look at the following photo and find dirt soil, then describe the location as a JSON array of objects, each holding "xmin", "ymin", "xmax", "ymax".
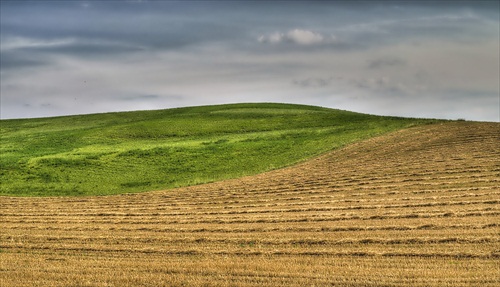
[{"xmin": 1, "ymin": 121, "xmax": 499, "ymax": 287}]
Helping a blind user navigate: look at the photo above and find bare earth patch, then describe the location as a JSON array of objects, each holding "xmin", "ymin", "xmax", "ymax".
[{"xmin": 1, "ymin": 122, "xmax": 499, "ymax": 286}]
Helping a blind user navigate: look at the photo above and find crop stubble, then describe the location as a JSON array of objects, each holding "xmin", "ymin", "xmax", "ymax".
[{"xmin": 1, "ymin": 122, "xmax": 499, "ymax": 286}]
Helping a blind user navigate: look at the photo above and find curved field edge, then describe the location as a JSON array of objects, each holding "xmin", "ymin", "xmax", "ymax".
[
  {"xmin": 0, "ymin": 103, "xmax": 439, "ymax": 197},
  {"xmin": 0, "ymin": 121, "xmax": 498, "ymax": 287}
]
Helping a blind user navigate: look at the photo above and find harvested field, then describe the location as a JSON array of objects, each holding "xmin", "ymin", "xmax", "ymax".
[{"xmin": 1, "ymin": 122, "xmax": 499, "ymax": 286}]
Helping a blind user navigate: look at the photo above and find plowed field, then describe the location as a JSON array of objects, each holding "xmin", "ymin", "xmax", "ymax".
[{"xmin": 1, "ymin": 122, "xmax": 499, "ymax": 287}]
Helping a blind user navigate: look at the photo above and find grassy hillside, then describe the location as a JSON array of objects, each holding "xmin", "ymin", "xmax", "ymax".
[{"xmin": 0, "ymin": 103, "xmax": 436, "ymax": 196}]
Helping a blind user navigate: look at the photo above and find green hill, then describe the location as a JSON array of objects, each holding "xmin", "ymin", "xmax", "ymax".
[{"xmin": 0, "ymin": 103, "xmax": 437, "ymax": 196}]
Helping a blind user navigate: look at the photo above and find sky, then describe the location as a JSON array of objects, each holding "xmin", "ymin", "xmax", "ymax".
[{"xmin": 1, "ymin": 1, "xmax": 499, "ymax": 121}]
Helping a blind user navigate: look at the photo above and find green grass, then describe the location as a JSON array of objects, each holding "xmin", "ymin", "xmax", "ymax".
[{"xmin": 0, "ymin": 103, "xmax": 439, "ymax": 196}]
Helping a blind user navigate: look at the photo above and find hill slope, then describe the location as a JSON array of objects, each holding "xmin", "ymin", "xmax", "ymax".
[
  {"xmin": 0, "ymin": 103, "xmax": 433, "ymax": 196},
  {"xmin": 1, "ymin": 121, "xmax": 498, "ymax": 286}
]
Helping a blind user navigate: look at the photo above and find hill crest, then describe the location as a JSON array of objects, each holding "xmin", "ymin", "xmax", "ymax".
[{"xmin": 1, "ymin": 103, "xmax": 438, "ymax": 196}]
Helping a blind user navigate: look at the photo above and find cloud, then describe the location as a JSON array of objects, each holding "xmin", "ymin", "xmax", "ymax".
[
  {"xmin": 1, "ymin": 36, "xmax": 145, "ymax": 59},
  {"xmin": 337, "ymin": 8, "xmax": 498, "ymax": 48},
  {"xmin": 80, "ymin": 2, "xmax": 91, "ymax": 9},
  {"xmin": 0, "ymin": 36, "xmax": 77, "ymax": 51},
  {"xmin": 345, "ymin": 72, "xmax": 438, "ymax": 97},
  {"xmin": 0, "ymin": 51, "xmax": 47, "ymax": 70},
  {"xmin": 118, "ymin": 94, "xmax": 183, "ymax": 102},
  {"xmin": 349, "ymin": 77, "xmax": 402, "ymax": 94},
  {"xmin": 0, "ymin": 2, "xmax": 247, "ymax": 56},
  {"xmin": 292, "ymin": 77, "xmax": 333, "ymax": 88},
  {"xmin": 258, "ymin": 32, "xmax": 284, "ymax": 44},
  {"xmin": 258, "ymin": 29, "xmax": 335, "ymax": 46},
  {"xmin": 368, "ymin": 57, "xmax": 406, "ymax": 69},
  {"xmin": 119, "ymin": 95, "xmax": 160, "ymax": 101},
  {"xmin": 1, "ymin": 1, "xmax": 498, "ymax": 122},
  {"xmin": 286, "ymin": 29, "xmax": 325, "ymax": 45}
]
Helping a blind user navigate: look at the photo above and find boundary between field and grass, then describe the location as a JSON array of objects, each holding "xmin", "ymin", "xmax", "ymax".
[{"xmin": 1, "ymin": 103, "xmax": 442, "ymax": 197}]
